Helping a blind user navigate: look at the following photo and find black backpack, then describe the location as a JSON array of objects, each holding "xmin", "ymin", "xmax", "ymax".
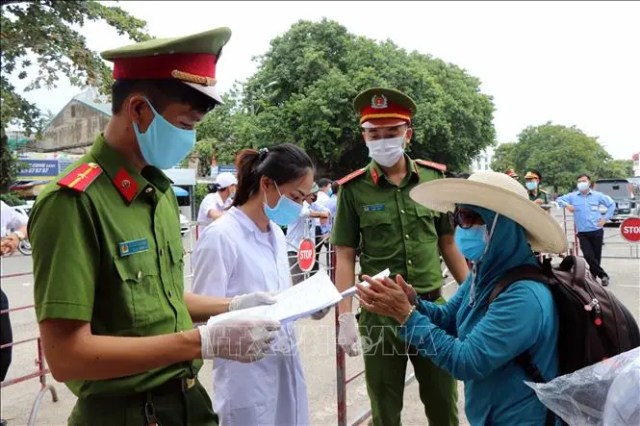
[{"xmin": 489, "ymin": 256, "xmax": 640, "ymax": 424}]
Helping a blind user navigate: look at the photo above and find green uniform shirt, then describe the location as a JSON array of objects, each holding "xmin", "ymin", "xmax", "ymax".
[
  {"xmin": 29, "ymin": 135, "xmax": 200, "ymax": 398},
  {"xmin": 330, "ymin": 156, "xmax": 451, "ymax": 293},
  {"xmin": 528, "ymin": 189, "xmax": 549, "ymax": 203}
]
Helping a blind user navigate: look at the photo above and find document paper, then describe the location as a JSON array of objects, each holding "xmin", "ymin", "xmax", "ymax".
[{"xmin": 206, "ymin": 270, "xmax": 343, "ymax": 325}]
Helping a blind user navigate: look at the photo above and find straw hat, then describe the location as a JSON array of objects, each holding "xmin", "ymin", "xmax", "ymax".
[{"xmin": 409, "ymin": 171, "xmax": 567, "ymax": 253}]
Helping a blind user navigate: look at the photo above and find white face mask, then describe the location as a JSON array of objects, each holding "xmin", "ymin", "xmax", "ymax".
[{"xmin": 366, "ymin": 135, "xmax": 406, "ymax": 167}]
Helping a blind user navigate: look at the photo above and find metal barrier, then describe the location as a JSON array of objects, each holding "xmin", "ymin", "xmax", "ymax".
[
  {"xmin": 1, "ymin": 218, "xmax": 409, "ymax": 425},
  {"xmin": 0, "ymin": 302, "xmax": 58, "ymax": 426}
]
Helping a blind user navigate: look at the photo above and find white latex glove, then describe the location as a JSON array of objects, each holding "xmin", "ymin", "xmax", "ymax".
[
  {"xmin": 199, "ymin": 316, "xmax": 281, "ymax": 363},
  {"xmin": 338, "ymin": 312, "xmax": 360, "ymax": 357},
  {"xmin": 229, "ymin": 291, "xmax": 277, "ymax": 311}
]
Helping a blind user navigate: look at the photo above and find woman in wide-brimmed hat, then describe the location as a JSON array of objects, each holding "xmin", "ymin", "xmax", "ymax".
[{"xmin": 356, "ymin": 171, "xmax": 567, "ymax": 426}]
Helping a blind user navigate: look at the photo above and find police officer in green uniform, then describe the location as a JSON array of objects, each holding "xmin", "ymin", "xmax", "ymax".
[
  {"xmin": 28, "ymin": 28, "xmax": 280, "ymax": 426},
  {"xmin": 331, "ymin": 88, "xmax": 470, "ymax": 426},
  {"xmin": 524, "ymin": 169, "xmax": 549, "ymax": 207}
]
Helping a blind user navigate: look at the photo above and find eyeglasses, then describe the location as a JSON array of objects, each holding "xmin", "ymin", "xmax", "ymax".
[{"xmin": 448, "ymin": 208, "xmax": 484, "ymax": 229}]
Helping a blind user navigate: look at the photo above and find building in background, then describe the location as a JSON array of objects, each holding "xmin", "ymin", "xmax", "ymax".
[
  {"xmin": 27, "ymin": 91, "xmax": 112, "ymax": 154},
  {"xmin": 471, "ymin": 147, "xmax": 495, "ymax": 172}
]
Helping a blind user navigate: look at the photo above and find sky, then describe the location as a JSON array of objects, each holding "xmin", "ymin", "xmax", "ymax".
[{"xmin": 9, "ymin": 1, "xmax": 640, "ymax": 160}]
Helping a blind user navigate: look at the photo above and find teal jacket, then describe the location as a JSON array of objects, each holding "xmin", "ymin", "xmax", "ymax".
[{"xmin": 399, "ymin": 206, "xmax": 559, "ymax": 425}]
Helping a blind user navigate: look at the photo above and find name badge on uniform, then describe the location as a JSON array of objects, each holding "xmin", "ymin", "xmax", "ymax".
[
  {"xmin": 363, "ymin": 204, "xmax": 385, "ymax": 212},
  {"xmin": 118, "ymin": 238, "xmax": 149, "ymax": 257}
]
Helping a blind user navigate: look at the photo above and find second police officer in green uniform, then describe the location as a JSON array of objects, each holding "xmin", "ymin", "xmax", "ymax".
[
  {"xmin": 524, "ymin": 169, "xmax": 550, "ymax": 206},
  {"xmin": 331, "ymin": 88, "xmax": 470, "ymax": 426},
  {"xmin": 28, "ymin": 28, "xmax": 281, "ymax": 426}
]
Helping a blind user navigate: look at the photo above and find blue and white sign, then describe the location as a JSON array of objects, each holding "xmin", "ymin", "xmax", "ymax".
[
  {"xmin": 218, "ymin": 164, "xmax": 236, "ymax": 174},
  {"xmin": 17, "ymin": 160, "xmax": 59, "ymax": 178}
]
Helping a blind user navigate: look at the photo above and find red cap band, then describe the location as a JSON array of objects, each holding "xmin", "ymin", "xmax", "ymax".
[
  {"xmin": 112, "ymin": 53, "xmax": 217, "ymax": 80},
  {"xmin": 360, "ymin": 102, "xmax": 412, "ymax": 124}
]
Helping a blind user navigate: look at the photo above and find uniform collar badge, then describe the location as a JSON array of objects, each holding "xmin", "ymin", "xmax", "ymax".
[
  {"xmin": 370, "ymin": 167, "xmax": 380, "ymax": 185},
  {"xmin": 113, "ymin": 168, "xmax": 139, "ymax": 203}
]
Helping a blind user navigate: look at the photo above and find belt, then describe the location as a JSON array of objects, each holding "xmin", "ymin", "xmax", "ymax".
[
  {"xmin": 145, "ymin": 377, "xmax": 196, "ymax": 398},
  {"xmin": 417, "ymin": 288, "xmax": 442, "ymax": 302}
]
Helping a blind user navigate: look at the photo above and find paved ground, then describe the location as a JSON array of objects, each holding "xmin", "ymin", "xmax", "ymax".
[{"xmin": 1, "ymin": 211, "xmax": 638, "ymax": 425}]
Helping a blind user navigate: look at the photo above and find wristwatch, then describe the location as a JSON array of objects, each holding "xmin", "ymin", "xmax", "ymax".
[{"xmin": 11, "ymin": 230, "xmax": 26, "ymax": 241}]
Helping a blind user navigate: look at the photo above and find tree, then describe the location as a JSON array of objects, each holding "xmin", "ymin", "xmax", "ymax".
[
  {"xmin": 0, "ymin": 131, "xmax": 17, "ymax": 192},
  {"xmin": 501, "ymin": 123, "xmax": 612, "ymax": 194},
  {"xmin": 490, "ymin": 143, "xmax": 518, "ymax": 174},
  {"xmin": 597, "ymin": 159, "xmax": 634, "ymax": 179},
  {"xmin": 1, "ymin": 0, "xmax": 150, "ymax": 190},
  {"xmin": 197, "ymin": 19, "xmax": 496, "ymax": 177}
]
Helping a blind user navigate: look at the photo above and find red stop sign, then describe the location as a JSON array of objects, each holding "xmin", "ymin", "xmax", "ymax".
[
  {"xmin": 297, "ymin": 238, "xmax": 316, "ymax": 272},
  {"xmin": 620, "ymin": 217, "xmax": 640, "ymax": 242}
]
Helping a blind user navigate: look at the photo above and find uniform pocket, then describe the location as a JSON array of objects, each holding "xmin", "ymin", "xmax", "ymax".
[
  {"xmin": 415, "ymin": 204, "xmax": 438, "ymax": 241},
  {"xmin": 114, "ymin": 252, "xmax": 161, "ymax": 329},
  {"xmin": 360, "ymin": 210, "xmax": 393, "ymax": 229},
  {"xmin": 168, "ymin": 239, "xmax": 185, "ymax": 293}
]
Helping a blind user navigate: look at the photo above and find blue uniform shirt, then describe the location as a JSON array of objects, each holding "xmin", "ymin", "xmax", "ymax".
[{"xmin": 556, "ymin": 190, "xmax": 615, "ymax": 233}]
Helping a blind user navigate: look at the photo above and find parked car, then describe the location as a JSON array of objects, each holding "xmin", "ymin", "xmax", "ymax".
[
  {"xmin": 594, "ymin": 178, "xmax": 640, "ymax": 223},
  {"xmin": 179, "ymin": 213, "xmax": 190, "ymax": 236}
]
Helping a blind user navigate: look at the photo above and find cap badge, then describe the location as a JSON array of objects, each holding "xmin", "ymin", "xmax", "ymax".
[{"xmin": 371, "ymin": 94, "xmax": 388, "ymax": 109}]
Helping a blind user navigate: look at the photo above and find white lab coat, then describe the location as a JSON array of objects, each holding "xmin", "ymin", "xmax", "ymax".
[
  {"xmin": 192, "ymin": 207, "xmax": 309, "ymax": 426},
  {"xmin": 197, "ymin": 193, "xmax": 233, "ymax": 226}
]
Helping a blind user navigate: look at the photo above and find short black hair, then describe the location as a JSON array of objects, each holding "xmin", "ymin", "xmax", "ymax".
[
  {"xmin": 232, "ymin": 144, "xmax": 315, "ymax": 207},
  {"xmin": 577, "ymin": 173, "xmax": 591, "ymax": 181},
  {"xmin": 317, "ymin": 178, "xmax": 333, "ymax": 188},
  {"xmin": 111, "ymin": 79, "xmax": 218, "ymax": 115}
]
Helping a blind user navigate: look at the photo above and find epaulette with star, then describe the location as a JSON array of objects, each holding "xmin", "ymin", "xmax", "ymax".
[
  {"xmin": 415, "ymin": 159, "xmax": 447, "ymax": 173},
  {"xmin": 57, "ymin": 162, "xmax": 102, "ymax": 192},
  {"xmin": 336, "ymin": 168, "xmax": 366, "ymax": 185}
]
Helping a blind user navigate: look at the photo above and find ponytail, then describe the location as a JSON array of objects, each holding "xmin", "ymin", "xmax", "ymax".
[{"xmin": 232, "ymin": 149, "xmax": 262, "ymax": 207}]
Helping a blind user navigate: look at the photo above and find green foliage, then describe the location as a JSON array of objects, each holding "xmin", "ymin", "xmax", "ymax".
[
  {"xmin": 194, "ymin": 183, "xmax": 210, "ymax": 212},
  {"xmin": 1, "ymin": 0, "xmax": 150, "ymax": 134},
  {"xmin": 597, "ymin": 159, "xmax": 634, "ymax": 179},
  {"xmin": 196, "ymin": 19, "xmax": 496, "ymax": 177},
  {"xmin": 490, "ymin": 143, "xmax": 518, "ymax": 175},
  {"xmin": 0, "ymin": 191, "xmax": 24, "ymax": 206},
  {"xmin": 495, "ymin": 122, "xmax": 613, "ymax": 193},
  {"xmin": 0, "ymin": 131, "xmax": 18, "ymax": 193},
  {"xmin": 192, "ymin": 139, "xmax": 217, "ymax": 177}
]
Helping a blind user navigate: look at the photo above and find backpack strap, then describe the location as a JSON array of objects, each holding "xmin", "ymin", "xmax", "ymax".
[
  {"xmin": 557, "ymin": 255, "xmax": 587, "ymax": 287},
  {"xmin": 488, "ymin": 264, "xmax": 549, "ymax": 305},
  {"xmin": 491, "ymin": 266, "xmax": 559, "ymax": 426}
]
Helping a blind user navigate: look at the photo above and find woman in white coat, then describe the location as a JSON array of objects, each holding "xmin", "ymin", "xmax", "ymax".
[{"xmin": 192, "ymin": 144, "xmax": 316, "ymax": 426}]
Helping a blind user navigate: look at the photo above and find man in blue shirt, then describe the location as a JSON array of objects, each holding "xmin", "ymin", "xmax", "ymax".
[{"xmin": 556, "ymin": 173, "xmax": 615, "ymax": 286}]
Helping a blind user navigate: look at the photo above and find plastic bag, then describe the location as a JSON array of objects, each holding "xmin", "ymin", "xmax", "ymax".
[{"xmin": 526, "ymin": 347, "xmax": 640, "ymax": 426}]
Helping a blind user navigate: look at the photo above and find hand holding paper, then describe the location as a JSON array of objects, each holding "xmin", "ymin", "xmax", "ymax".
[{"xmin": 340, "ymin": 268, "xmax": 390, "ymax": 299}]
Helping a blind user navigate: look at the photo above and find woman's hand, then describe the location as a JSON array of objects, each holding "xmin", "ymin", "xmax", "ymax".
[{"xmin": 356, "ymin": 274, "xmax": 413, "ymax": 324}]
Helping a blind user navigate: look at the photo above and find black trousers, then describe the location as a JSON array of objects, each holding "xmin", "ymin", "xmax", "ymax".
[
  {"xmin": 578, "ymin": 229, "xmax": 607, "ymax": 279},
  {"xmin": 1, "ymin": 288, "xmax": 12, "ymax": 381}
]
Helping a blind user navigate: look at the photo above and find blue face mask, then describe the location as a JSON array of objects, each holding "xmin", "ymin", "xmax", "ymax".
[
  {"xmin": 133, "ymin": 99, "xmax": 196, "ymax": 169},
  {"xmin": 264, "ymin": 183, "xmax": 303, "ymax": 226},
  {"xmin": 577, "ymin": 182, "xmax": 590, "ymax": 192},
  {"xmin": 525, "ymin": 181, "xmax": 538, "ymax": 191},
  {"xmin": 328, "ymin": 188, "xmax": 333, "ymax": 197},
  {"xmin": 454, "ymin": 225, "xmax": 488, "ymax": 262}
]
